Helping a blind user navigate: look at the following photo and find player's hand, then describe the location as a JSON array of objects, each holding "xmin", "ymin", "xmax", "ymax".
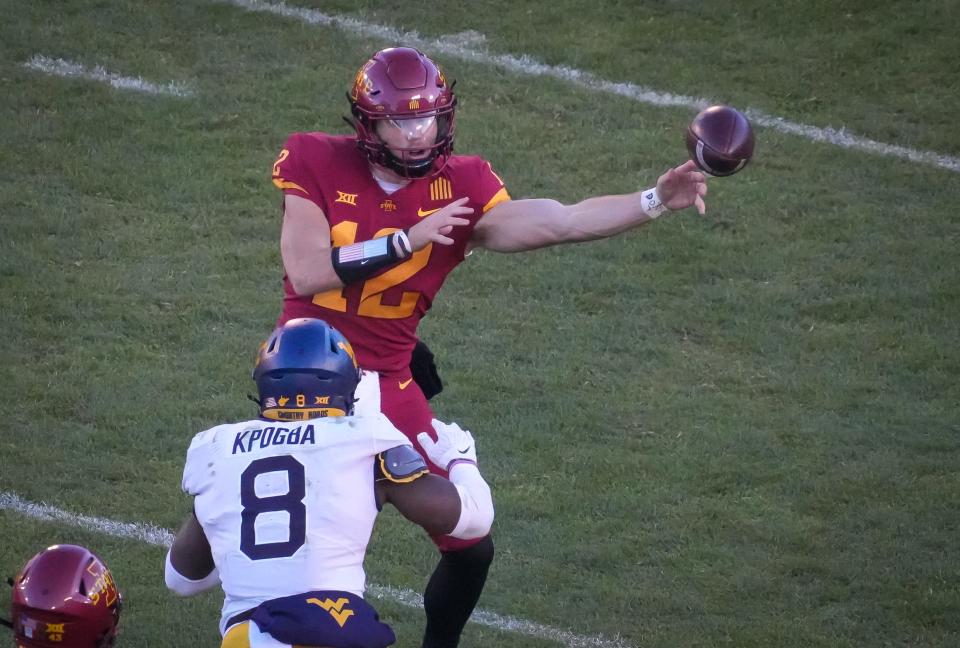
[
  {"xmin": 407, "ymin": 197, "xmax": 474, "ymax": 250},
  {"xmin": 656, "ymin": 160, "xmax": 708, "ymax": 215},
  {"xmin": 417, "ymin": 419, "xmax": 478, "ymax": 471}
]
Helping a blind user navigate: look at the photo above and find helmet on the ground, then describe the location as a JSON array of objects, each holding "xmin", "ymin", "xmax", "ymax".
[
  {"xmin": 347, "ymin": 46, "xmax": 456, "ymax": 178},
  {"xmin": 10, "ymin": 544, "xmax": 121, "ymax": 648},
  {"xmin": 254, "ymin": 318, "xmax": 361, "ymax": 420}
]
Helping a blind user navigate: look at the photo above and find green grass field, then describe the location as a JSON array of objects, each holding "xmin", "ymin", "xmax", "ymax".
[{"xmin": 2, "ymin": 1, "xmax": 959, "ymax": 646}]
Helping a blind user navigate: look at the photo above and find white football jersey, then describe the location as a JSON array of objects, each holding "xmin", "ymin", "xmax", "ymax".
[{"xmin": 181, "ymin": 413, "xmax": 411, "ymax": 635}]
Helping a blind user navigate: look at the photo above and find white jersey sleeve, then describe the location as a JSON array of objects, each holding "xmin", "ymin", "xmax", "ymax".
[
  {"xmin": 182, "ymin": 424, "xmax": 235, "ymax": 497},
  {"xmin": 368, "ymin": 412, "xmax": 416, "ymax": 449}
]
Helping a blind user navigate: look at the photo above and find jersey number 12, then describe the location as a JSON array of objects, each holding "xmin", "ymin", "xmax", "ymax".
[{"xmin": 313, "ymin": 220, "xmax": 433, "ymax": 319}]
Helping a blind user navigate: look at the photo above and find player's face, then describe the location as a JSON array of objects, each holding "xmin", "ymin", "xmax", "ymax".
[{"xmin": 375, "ymin": 116, "xmax": 439, "ymax": 161}]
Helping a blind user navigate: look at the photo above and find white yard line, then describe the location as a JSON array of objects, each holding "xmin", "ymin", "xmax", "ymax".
[
  {"xmin": 217, "ymin": 0, "xmax": 960, "ymax": 174},
  {"xmin": 22, "ymin": 55, "xmax": 194, "ymax": 98},
  {"xmin": 0, "ymin": 491, "xmax": 175, "ymax": 546},
  {"xmin": 0, "ymin": 490, "xmax": 635, "ymax": 648}
]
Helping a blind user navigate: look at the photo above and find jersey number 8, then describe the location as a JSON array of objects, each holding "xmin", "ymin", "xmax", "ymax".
[{"xmin": 239, "ymin": 456, "xmax": 306, "ymax": 560}]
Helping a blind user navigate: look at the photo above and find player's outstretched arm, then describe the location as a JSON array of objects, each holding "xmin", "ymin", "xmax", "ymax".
[
  {"xmin": 165, "ymin": 511, "xmax": 219, "ymax": 597},
  {"xmin": 469, "ymin": 160, "xmax": 708, "ymax": 253}
]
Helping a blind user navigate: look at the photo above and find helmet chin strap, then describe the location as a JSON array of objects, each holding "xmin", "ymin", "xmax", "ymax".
[{"xmin": 383, "ymin": 149, "xmax": 436, "ymax": 179}]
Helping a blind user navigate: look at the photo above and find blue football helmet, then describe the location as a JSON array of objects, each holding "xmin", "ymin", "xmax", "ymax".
[{"xmin": 254, "ymin": 319, "xmax": 361, "ymax": 421}]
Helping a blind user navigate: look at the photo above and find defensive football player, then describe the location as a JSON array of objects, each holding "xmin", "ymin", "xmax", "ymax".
[
  {"xmin": 3, "ymin": 544, "xmax": 122, "ymax": 647},
  {"xmin": 164, "ymin": 318, "xmax": 494, "ymax": 648},
  {"xmin": 272, "ymin": 46, "xmax": 708, "ymax": 647}
]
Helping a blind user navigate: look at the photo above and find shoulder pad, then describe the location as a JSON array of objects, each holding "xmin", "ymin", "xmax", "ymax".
[
  {"xmin": 182, "ymin": 422, "xmax": 240, "ymax": 496},
  {"xmin": 182, "ymin": 425, "xmax": 222, "ymax": 496},
  {"xmin": 375, "ymin": 445, "xmax": 429, "ymax": 484}
]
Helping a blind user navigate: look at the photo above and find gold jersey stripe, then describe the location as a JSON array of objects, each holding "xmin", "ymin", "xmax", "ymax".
[
  {"xmin": 482, "ymin": 187, "xmax": 511, "ymax": 213},
  {"xmin": 272, "ymin": 178, "xmax": 309, "ymax": 195},
  {"xmin": 430, "ymin": 177, "xmax": 452, "ymax": 201}
]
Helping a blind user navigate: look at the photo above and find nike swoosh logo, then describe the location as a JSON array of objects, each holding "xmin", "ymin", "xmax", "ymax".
[
  {"xmin": 457, "ymin": 446, "xmax": 471, "ymax": 454},
  {"xmin": 417, "ymin": 207, "xmax": 441, "ymax": 217},
  {"xmin": 398, "ymin": 378, "xmax": 413, "ymax": 390}
]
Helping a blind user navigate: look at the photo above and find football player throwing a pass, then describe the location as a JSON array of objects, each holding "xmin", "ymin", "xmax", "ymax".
[
  {"xmin": 164, "ymin": 318, "xmax": 493, "ymax": 648},
  {"xmin": 272, "ymin": 47, "xmax": 707, "ymax": 647}
]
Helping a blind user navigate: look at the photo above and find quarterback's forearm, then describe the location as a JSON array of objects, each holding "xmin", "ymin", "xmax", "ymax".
[
  {"xmin": 281, "ymin": 195, "xmax": 346, "ymax": 295},
  {"xmin": 474, "ymin": 193, "xmax": 654, "ymax": 253},
  {"xmin": 282, "ymin": 248, "xmax": 344, "ymax": 296},
  {"xmin": 285, "ymin": 231, "xmax": 413, "ymax": 296},
  {"xmin": 282, "ymin": 192, "xmax": 414, "ymax": 296},
  {"xmin": 555, "ymin": 192, "xmax": 655, "ymax": 243}
]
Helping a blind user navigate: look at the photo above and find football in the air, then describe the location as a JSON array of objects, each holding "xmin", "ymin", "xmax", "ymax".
[{"xmin": 685, "ymin": 105, "xmax": 755, "ymax": 176}]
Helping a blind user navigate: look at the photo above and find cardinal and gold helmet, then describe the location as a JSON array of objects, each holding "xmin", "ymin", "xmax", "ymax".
[
  {"xmin": 347, "ymin": 47, "xmax": 456, "ymax": 178},
  {"xmin": 9, "ymin": 544, "xmax": 121, "ymax": 648}
]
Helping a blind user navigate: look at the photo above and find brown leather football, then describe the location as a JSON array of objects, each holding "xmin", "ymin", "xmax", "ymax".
[{"xmin": 686, "ymin": 105, "xmax": 755, "ymax": 176}]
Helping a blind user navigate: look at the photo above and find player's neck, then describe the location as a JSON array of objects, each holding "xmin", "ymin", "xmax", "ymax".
[{"xmin": 369, "ymin": 163, "xmax": 412, "ymax": 191}]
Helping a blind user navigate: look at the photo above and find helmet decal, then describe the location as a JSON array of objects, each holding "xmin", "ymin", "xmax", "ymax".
[{"xmin": 10, "ymin": 545, "xmax": 121, "ymax": 648}]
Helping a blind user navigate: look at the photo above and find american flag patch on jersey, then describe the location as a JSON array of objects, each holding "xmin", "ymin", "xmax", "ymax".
[{"xmin": 339, "ymin": 237, "xmax": 389, "ymax": 263}]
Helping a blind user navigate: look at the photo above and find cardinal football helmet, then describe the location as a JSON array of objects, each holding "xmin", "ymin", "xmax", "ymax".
[
  {"xmin": 254, "ymin": 318, "xmax": 361, "ymax": 421},
  {"xmin": 9, "ymin": 544, "xmax": 121, "ymax": 648},
  {"xmin": 347, "ymin": 46, "xmax": 456, "ymax": 178}
]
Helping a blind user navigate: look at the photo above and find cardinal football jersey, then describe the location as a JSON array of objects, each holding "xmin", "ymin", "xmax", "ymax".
[
  {"xmin": 272, "ymin": 133, "xmax": 510, "ymax": 373},
  {"xmin": 181, "ymin": 413, "xmax": 411, "ymax": 635}
]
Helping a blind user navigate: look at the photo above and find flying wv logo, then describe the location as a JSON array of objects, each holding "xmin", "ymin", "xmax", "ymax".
[{"xmin": 306, "ymin": 597, "xmax": 356, "ymax": 627}]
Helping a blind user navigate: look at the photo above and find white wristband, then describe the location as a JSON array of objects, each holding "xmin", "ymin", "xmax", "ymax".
[
  {"xmin": 391, "ymin": 230, "xmax": 413, "ymax": 259},
  {"xmin": 164, "ymin": 550, "xmax": 220, "ymax": 597},
  {"xmin": 640, "ymin": 187, "xmax": 669, "ymax": 219}
]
